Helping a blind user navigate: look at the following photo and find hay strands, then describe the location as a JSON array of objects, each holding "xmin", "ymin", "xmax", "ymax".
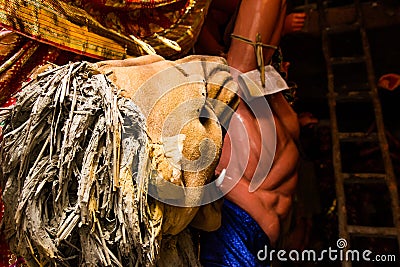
[{"xmin": 0, "ymin": 61, "xmax": 159, "ymax": 267}]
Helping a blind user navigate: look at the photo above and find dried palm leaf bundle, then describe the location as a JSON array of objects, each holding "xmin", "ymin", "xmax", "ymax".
[
  {"xmin": 0, "ymin": 55, "xmax": 239, "ymax": 267},
  {"xmin": 0, "ymin": 62, "xmax": 162, "ymax": 266}
]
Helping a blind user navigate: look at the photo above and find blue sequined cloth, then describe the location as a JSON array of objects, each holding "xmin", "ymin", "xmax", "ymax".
[{"xmin": 200, "ymin": 199, "xmax": 271, "ymax": 267}]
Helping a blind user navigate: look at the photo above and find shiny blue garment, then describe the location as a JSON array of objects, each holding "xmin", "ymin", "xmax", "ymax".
[{"xmin": 200, "ymin": 199, "xmax": 271, "ymax": 267}]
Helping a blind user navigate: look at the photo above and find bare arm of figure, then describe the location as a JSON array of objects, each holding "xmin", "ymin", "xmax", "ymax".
[
  {"xmin": 216, "ymin": 0, "xmax": 301, "ymax": 245},
  {"xmin": 227, "ymin": 0, "xmax": 287, "ymax": 72}
]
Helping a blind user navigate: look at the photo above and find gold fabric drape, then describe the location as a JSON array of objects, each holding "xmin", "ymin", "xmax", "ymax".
[{"xmin": 0, "ymin": 0, "xmax": 211, "ymax": 59}]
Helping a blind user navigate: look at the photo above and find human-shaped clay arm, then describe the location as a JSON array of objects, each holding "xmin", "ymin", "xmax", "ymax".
[
  {"xmin": 216, "ymin": 0, "xmax": 300, "ymax": 245},
  {"xmin": 227, "ymin": 0, "xmax": 287, "ymax": 73},
  {"xmin": 227, "ymin": 0, "xmax": 299, "ymax": 137}
]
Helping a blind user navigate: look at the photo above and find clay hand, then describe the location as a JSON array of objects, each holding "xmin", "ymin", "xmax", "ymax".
[
  {"xmin": 378, "ymin": 73, "xmax": 400, "ymax": 91},
  {"xmin": 283, "ymin": 13, "xmax": 306, "ymax": 35}
]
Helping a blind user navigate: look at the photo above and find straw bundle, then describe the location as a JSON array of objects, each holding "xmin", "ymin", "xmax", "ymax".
[{"xmin": 0, "ymin": 62, "xmax": 162, "ymax": 266}]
